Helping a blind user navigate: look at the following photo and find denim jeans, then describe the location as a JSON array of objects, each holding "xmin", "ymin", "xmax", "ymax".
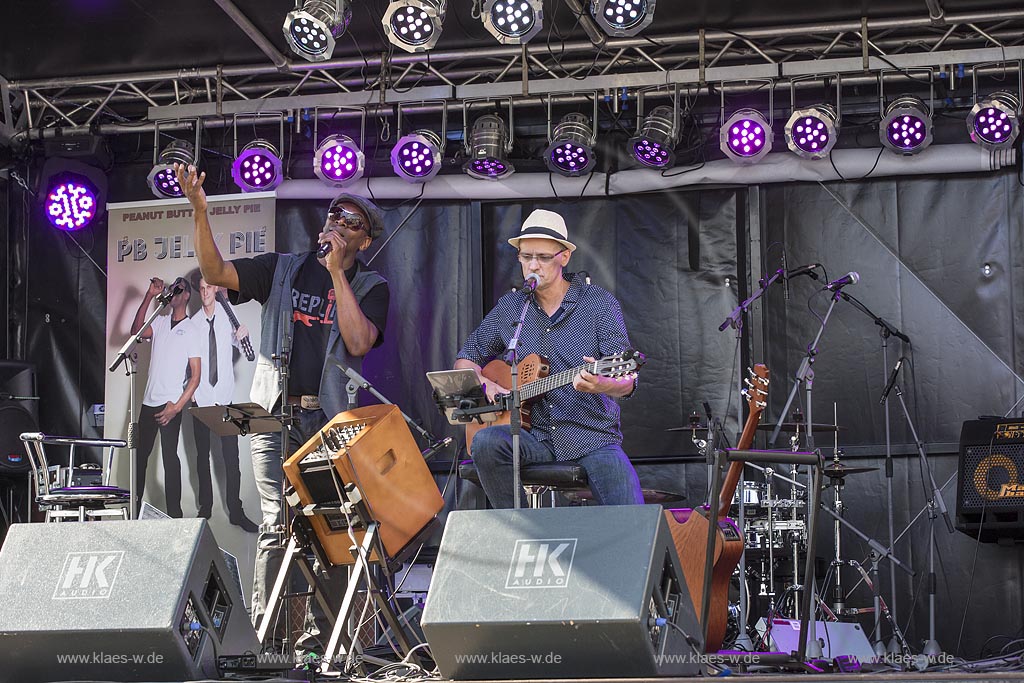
[
  {"xmin": 249, "ymin": 405, "xmax": 328, "ymax": 639},
  {"xmin": 471, "ymin": 425, "xmax": 644, "ymax": 508}
]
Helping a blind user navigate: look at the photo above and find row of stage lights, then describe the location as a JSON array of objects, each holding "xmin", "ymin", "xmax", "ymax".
[
  {"xmin": 284, "ymin": 0, "xmax": 656, "ymax": 61},
  {"xmin": 138, "ymin": 89, "xmax": 1022, "ymax": 197}
]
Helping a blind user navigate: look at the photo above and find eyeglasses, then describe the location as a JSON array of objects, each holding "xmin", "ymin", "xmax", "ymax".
[
  {"xmin": 517, "ymin": 248, "xmax": 566, "ymax": 264},
  {"xmin": 327, "ymin": 206, "xmax": 367, "ymax": 231}
]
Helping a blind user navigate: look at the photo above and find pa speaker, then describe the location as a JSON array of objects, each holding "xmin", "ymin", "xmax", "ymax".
[
  {"xmin": 956, "ymin": 418, "xmax": 1024, "ymax": 542},
  {"xmin": 421, "ymin": 505, "xmax": 703, "ymax": 679},
  {"xmin": 0, "ymin": 518, "xmax": 259, "ymax": 682},
  {"xmin": 0, "ymin": 361, "xmax": 37, "ymax": 477}
]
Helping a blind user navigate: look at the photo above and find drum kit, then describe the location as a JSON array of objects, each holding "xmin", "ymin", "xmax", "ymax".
[{"xmin": 668, "ymin": 408, "xmax": 880, "ymax": 642}]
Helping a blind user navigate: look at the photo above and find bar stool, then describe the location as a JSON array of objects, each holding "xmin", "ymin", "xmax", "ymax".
[
  {"xmin": 458, "ymin": 460, "xmax": 591, "ymax": 508},
  {"xmin": 21, "ymin": 432, "xmax": 131, "ymax": 522}
]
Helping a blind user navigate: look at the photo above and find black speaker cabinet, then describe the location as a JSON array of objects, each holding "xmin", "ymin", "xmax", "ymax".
[
  {"xmin": 0, "ymin": 360, "xmax": 37, "ymax": 477},
  {"xmin": 957, "ymin": 418, "xmax": 1024, "ymax": 542},
  {"xmin": 0, "ymin": 518, "xmax": 259, "ymax": 681},
  {"xmin": 421, "ymin": 505, "xmax": 703, "ymax": 679}
]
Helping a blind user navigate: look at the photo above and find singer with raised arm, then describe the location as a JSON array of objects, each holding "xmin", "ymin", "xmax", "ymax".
[
  {"xmin": 130, "ymin": 275, "xmax": 202, "ymax": 518},
  {"xmin": 173, "ymin": 163, "xmax": 390, "ymax": 656},
  {"xmin": 455, "ymin": 209, "xmax": 643, "ymax": 509}
]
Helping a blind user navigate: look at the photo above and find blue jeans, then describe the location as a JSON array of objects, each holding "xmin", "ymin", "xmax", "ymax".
[
  {"xmin": 471, "ymin": 425, "xmax": 644, "ymax": 508},
  {"xmin": 249, "ymin": 406, "xmax": 328, "ymax": 640}
]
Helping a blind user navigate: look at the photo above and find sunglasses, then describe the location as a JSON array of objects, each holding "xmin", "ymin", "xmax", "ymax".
[{"xmin": 327, "ymin": 206, "xmax": 367, "ymax": 231}]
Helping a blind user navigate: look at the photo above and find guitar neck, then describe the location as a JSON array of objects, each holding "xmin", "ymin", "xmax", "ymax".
[
  {"xmin": 519, "ymin": 362, "xmax": 594, "ymax": 401},
  {"xmin": 215, "ymin": 291, "xmax": 242, "ymax": 330}
]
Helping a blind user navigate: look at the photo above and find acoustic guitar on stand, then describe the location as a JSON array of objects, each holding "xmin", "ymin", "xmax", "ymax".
[
  {"xmin": 465, "ymin": 350, "xmax": 645, "ymax": 454},
  {"xmin": 664, "ymin": 364, "xmax": 769, "ymax": 652}
]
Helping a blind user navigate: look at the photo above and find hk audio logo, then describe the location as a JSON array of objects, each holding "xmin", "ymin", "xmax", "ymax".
[
  {"xmin": 506, "ymin": 538, "xmax": 577, "ymax": 588},
  {"xmin": 53, "ymin": 551, "xmax": 125, "ymax": 599}
]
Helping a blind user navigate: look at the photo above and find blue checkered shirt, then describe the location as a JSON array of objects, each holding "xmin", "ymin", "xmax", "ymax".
[{"xmin": 457, "ymin": 274, "xmax": 636, "ymax": 461}]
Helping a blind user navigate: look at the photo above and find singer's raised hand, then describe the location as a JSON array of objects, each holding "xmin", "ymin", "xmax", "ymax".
[
  {"xmin": 316, "ymin": 229, "xmax": 347, "ymax": 272},
  {"xmin": 147, "ymin": 277, "xmax": 165, "ymax": 298},
  {"xmin": 174, "ymin": 163, "xmax": 208, "ymax": 213}
]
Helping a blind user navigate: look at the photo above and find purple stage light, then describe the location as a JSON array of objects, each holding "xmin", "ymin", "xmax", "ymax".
[
  {"xmin": 231, "ymin": 139, "xmax": 284, "ymax": 192},
  {"xmin": 314, "ymin": 134, "xmax": 365, "ymax": 187},
  {"xmin": 45, "ymin": 174, "xmax": 98, "ymax": 231},
  {"xmin": 391, "ymin": 130, "xmax": 443, "ymax": 182},
  {"xmin": 629, "ymin": 105, "xmax": 677, "ymax": 168},
  {"xmin": 544, "ymin": 113, "xmax": 596, "ymax": 177},
  {"xmin": 785, "ymin": 104, "xmax": 838, "ymax": 160},
  {"xmin": 967, "ymin": 92, "xmax": 1020, "ymax": 151},
  {"xmin": 720, "ymin": 109, "xmax": 773, "ymax": 164},
  {"xmin": 547, "ymin": 142, "xmax": 591, "ymax": 174},
  {"xmin": 147, "ymin": 139, "xmax": 195, "ymax": 198},
  {"xmin": 482, "ymin": 0, "xmax": 543, "ymax": 44},
  {"xmin": 590, "ymin": 0, "xmax": 655, "ymax": 37},
  {"xmin": 283, "ymin": 0, "xmax": 352, "ymax": 62},
  {"xmin": 880, "ymin": 96, "xmax": 932, "ymax": 155},
  {"xmin": 463, "ymin": 114, "xmax": 515, "ymax": 180},
  {"xmin": 382, "ymin": 0, "xmax": 445, "ymax": 52}
]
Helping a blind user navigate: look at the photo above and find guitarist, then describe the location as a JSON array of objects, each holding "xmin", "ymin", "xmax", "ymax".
[
  {"xmin": 455, "ymin": 209, "xmax": 643, "ymax": 509},
  {"xmin": 188, "ymin": 276, "xmax": 259, "ymax": 532}
]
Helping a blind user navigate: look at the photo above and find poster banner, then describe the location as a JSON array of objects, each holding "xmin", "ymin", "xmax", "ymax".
[{"xmin": 105, "ymin": 192, "xmax": 275, "ymax": 599}]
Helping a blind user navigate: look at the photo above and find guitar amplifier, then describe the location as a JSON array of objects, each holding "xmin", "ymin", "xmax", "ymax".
[
  {"xmin": 283, "ymin": 404, "xmax": 444, "ymax": 567},
  {"xmin": 956, "ymin": 418, "xmax": 1024, "ymax": 542}
]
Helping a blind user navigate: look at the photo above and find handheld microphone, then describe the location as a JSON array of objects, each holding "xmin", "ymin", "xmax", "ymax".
[
  {"xmin": 522, "ymin": 273, "xmax": 541, "ymax": 293},
  {"xmin": 781, "ymin": 250, "xmax": 790, "ymax": 300},
  {"xmin": 787, "ymin": 263, "xmax": 822, "ymax": 280},
  {"xmin": 826, "ymin": 271, "xmax": 860, "ymax": 291},
  {"xmin": 316, "ymin": 242, "xmax": 332, "ymax": 259},
  {"xmin": 878, "ymin": 357, "xmax": 904, "ymax": 404},
  {"xmin": 156, "ymin": 282, "xmax": 185, "ymax": 305}
]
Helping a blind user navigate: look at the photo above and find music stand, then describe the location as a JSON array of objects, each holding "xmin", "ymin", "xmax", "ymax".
[
  {"xmin": 189, "ymin": 403, "xmax": 283, "ymax": 438},
  {"xmin": 427, "ymin": 370, "xmax": 505, "ymax": 425}
]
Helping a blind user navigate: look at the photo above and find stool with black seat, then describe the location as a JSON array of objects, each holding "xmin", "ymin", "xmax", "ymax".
[
  {"xmin": 458, "ymin": 460, "xmax": 591, "ymax": 508},
  {"xmin": 20, "ymin": 432, "xmax": 131, "ymax": 522}
]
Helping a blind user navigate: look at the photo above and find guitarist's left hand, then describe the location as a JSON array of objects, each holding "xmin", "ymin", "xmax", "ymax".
[{"xmin": 574, "ymin": 356, "xmax": 635, "ymax": 397}]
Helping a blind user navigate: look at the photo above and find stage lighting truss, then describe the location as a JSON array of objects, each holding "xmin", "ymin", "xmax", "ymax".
[
  {"xmin": 463, "ymin": 98, "xmax": 515, "ymax": 181},
  {"xmin": 391, "ymin": 102, "xmax": 446, "ymax": 182},
  {"xmin": 719, "ymin": 80, "xmax": 774, "ymax": 164},
  {"xmin": 589, "ymin": 0, "xmax": 655, "ymax": 37},
  {"xmin": 382, "ymin": 0, "xmax": 446, "ymax": 53},
  {"xmin": 40, "ymin": 158, "xmax": 107, "ymax": 232},
  {"xmin": 481, "ymin": 0, "xmax": 544, "ymax": 45},
  {"xmin": 231, "ymin": 113, "xmax": 285, "ymax": 192},
  {"xmin": 967, "ymin": 91, "xmax": 1021, "ymax": 151},
  {"xmin": 283, "ymin": 0, "xmax": 352, "ymax": 62},
  {"xmin": 544, "ymin": 95, "xmax": 599, "ymax": 177},
  {"xmin": 147, "ymin": 121, "xmax": 201, "ymax": 198},
  {"xmin": 313, "ymin": 106, "xmax": 367, "ymax": 187},
  {"xmin": 629, "ymin": 90, "xmax": 679, "ymax": 169}
]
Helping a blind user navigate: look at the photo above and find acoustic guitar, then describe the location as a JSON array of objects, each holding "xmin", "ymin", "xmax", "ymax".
[
  {"xmin": 664, "ymin": 364, "xmax": 769, "ymax": 652},
  {"xmin": 465, "ymin": 350, "xmax": 645, "ymax": 454}
]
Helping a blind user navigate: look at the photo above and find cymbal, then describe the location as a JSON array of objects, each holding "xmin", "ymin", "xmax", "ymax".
[
  {"xmin": 666, "ymin": 424, "xmax": 709, "ymax": 432},
  {"xmin": 756, "ymin": 422, "xmax": 845, "ymax": 433},
  {"xmin": 563, "ymin": 488, "xmax": 685, "ymax": 505},
  {"xmin": 822, "ymin": 465, "xmax": 878, "ymax": 478}
]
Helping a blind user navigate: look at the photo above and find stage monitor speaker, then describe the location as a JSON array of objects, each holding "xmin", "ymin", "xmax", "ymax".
[
  {"xmin": 0, "ymin": 518, "xmax": 259, "ymax": 682},
  {"xmin": 956, "ymin": 418, "xmax": 1024, "ymax": 542},
  {"xmin": 421, "ymin": 505, "xmax": 703, "ymax": 680},
  {"xmin": 0, "ymin": 360, "xmax": 38, "ymax": 477}
]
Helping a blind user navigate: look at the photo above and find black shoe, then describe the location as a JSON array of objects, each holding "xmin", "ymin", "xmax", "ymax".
[
  {"xmin": 196, "ymin": 507, "xmax": 212, "ymax": 519},
  {"xmin": 229, "ymin": 510, "xmax": 259, "ymax": 533}
]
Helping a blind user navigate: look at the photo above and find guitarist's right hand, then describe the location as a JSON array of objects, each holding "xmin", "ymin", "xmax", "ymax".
[{"xmin": 483, "ymin": 381, "xmax": 509, "ymax": 405}]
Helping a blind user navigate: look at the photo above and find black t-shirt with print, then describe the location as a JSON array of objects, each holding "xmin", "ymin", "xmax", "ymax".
[{"xmin": 231, "ymin": 252, "xmax": 389, "ymax": 396}]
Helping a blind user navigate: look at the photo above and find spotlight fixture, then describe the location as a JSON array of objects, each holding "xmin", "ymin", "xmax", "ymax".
[
  {"xmin": 382, "ymin": 0, "xmax": 446, "ymax": 53},
  {"xmin": 967, "ymin": 91, "xmax": 1020, "ymax": 151},
  {"xmin": 39, "ymin": 157, "xmax": 107, "ymax": 232},
  {"xmin": 481, "ymin": 0, "xmax": 544, "ymax": 45},
  {"xmin": 880, "ymin": 95, "xmax": 933, "ymax": 155},
  {"xmin": 545, "ymin": 113, "xmax": 597, "ymax": 177},
  {"xmin": 147, "ymin": 140, "xmax": 196, "ymax": 198},
  {"xmin": 785, "ymin": 104, "xmax": 839, "ymax": 160},
  {"xmin": 720, "ymin": 109, "xmax": 773, "ymax": 164},
  {"xmin": 629, "ymin": 105, "xmax": 677, "ymax": 169},
  {"xmin": 391, "ymin": 130, "xmax": 443, "ymax": 182},
  {"xmin": 231, "ymin": 139, "xmax": 284, "ymax": 192},
  {"xmin": 283, "ymin": 0, "xmax": 352, "ymax": 62},
  {"xmin": 314, "ymin": 134, "xmax": 365, "ymax": 187},
  {"xmin": 589, "ymin": 0, "xmax": 655, "ymax": 37},
  {"xmin": 463, "ymin": 113, "xmax": 515, "ymax": 181}
]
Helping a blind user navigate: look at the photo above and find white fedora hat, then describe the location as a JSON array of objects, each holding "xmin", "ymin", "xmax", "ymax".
[{"xmin": 507, "ymin": 209, "xmax": 577, "ymax": 252}]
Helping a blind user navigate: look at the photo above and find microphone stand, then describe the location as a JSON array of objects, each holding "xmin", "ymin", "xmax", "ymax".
[
  {"xmin": 834, "ymin": 289, "xmax": 911, "ymax": 655},
  {"xmin": 888, "ymin": 369, "xmax": 955, "ymax": 660},
  {"xmin": 507, "ymin": 286, "xmax": 536, "ymax": 511},
  {"xmin": 332, "ymin": 360, "xmax": 452, "ymax": 460},
  {"xmin": 719, "ymin": 268, "xmax": 783, "ymax": 650},
  {"xmin": 108, "ymin": 288, "xmax": 179, "ymax": 519}
]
